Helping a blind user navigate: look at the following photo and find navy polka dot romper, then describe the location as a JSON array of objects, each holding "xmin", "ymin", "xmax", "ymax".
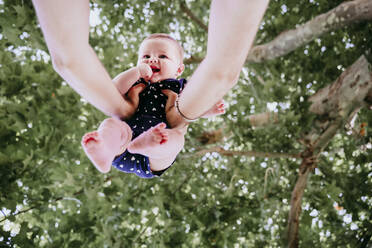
[{"xmin": 112, "ymin": 78, "xmax": 187, "ymax": 178}]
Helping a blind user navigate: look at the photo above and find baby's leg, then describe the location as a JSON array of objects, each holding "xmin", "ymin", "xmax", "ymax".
[
  {"xmin": 127, "ymin": 123, "xmax": 185, "ymax": 172},
  {"xmin": 82, "ymin": 118, "xmax": 132, "ymax": 173}
]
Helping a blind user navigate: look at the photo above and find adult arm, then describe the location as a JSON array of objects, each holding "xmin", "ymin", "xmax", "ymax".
[
  {"xmin": 176, "ymin": 0, "xmax": 269, "ymax": 126},
  {"xmin": 162, "ymin": 90, "xmax": 225, "ymax": 128},
  {"xmin": 32, "ymin": 0, "xmax": 132, "ymax": 119}
]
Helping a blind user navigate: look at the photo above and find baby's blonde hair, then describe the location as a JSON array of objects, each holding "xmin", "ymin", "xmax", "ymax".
[{"xmin": 142, "ymin": 33, "xmax": 184, "ymax": 61}]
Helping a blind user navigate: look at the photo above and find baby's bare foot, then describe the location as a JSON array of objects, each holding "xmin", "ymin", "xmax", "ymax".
[
  {"xmin": 82, "ymin": 118, "xmax": 132, "ymax": 173},
  {"xmin": 82, "ymin": 131, "xmax": 113, "ymax": 173},
  {"xmin": 127, "ymin": 123, "xmax": 168, "ymax": 155}
]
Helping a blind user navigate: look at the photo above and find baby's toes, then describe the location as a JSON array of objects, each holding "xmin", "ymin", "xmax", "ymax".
[
  {"xmin": 160, "ymin": 135, "xmax": 168, "ymax": 144},
  {"xmin": 155, "ymin": 122, "xmax": 167, "ymax": 129},
  {"xmin": 151, "ymin": 131, "xmax": 163, "ymax": 143},
  {"xmin": 154, "ymin": 130, "xmax": 168, "ymax": 144},
  {"xmin": 82, "ymin": 131, "xmax": 99, "ymax": 144}
]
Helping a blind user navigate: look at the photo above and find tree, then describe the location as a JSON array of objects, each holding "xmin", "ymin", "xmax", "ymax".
[{"xmin": 0, "ymin": 0, "xmax": 371, "ymax": 247}]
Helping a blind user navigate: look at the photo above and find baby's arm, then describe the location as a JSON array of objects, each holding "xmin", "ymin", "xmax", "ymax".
[
  {"xmin": 113, "ymin": 63, "xmax": 152, "ymax": 95},
  {"xmin": 113, "ymin": 64, "xmax": 152, "ymax": 119}
]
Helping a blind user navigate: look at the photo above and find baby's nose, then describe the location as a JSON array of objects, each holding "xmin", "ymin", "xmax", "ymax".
[{"xmin": 149, "ymin": 57, "xmax": 158, "ymax": 63}]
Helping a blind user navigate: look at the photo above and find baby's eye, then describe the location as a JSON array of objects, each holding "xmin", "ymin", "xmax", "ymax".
[
  {"xmin": 159, "ymin": 55, "xmax": 168, "ymax": 59},
  {"xmin": 143, "ymin": 55, "xmax": 150, "ymax": 59}
]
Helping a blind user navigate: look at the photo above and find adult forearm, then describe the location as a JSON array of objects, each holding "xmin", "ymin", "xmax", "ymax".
[
  {"xmin": 178, "ymin": 0, "xmax": 269, "ymax": 120},
  {"xmin": 32, "ymin": 0, "xmax": 132, "ymax": 118},
  {"xmin": 53, "ymin": 45, "xmax": 132, "ymax": 119},
  {"xmin": 178, "ymin": 61, "xmax": 237, "ymax": 120}
]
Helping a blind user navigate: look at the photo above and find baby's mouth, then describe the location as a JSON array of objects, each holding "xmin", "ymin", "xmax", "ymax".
[{"xmin": 151, "ymin": 65, "xmax": 160, "ymax": 73}]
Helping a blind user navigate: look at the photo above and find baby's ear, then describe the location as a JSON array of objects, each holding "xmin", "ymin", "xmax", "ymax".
[{"xmin": 177, "ymin": 64, "xmax": 185, "ymax": 77}]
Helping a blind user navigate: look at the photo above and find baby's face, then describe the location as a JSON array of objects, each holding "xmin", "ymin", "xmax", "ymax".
[{"xmin": 138, "ymin": 38, "xmax": 184, "ymax": 82}]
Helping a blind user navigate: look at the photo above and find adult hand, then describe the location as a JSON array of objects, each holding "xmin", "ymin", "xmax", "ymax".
[
  {"xmin": 124, "ymin": 83, "xmax": 147, "ymax": 118},
  {"xmin": 161, "ymin": 89, "xmax": 189, "ymax": 129}
]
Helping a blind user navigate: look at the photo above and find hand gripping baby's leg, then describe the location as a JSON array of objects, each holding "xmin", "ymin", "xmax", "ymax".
[
  {"xmin": 125, "ymin": 83, "xmax": 146, "ymax": 116},
  {"xmin": 81, "ymin": 118, "xmax": 132, "ymax": 173}
]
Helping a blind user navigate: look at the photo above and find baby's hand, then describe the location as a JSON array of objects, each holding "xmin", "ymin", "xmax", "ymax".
[
  {"xmin": 201, "ymin": 99, "xmax": 225, "ymax": 118},
  {"xmin": 138, "ymin": 63, "xmax": 152, "ymax": 81}
]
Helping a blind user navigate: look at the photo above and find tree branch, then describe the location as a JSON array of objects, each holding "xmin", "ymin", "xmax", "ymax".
[
  {"xmin": 309, "ymin": 56, "xmax": 372, "ymax": 118},
  {"xmin": 247, "ymin": 0, "xmax": 372, "ymax": 63},
  {"xmin": 179, "ymin": 1, "xmax": 208, "ymax": 32},
  {"xmin": 184, "ymin": 55, "xmax": 203, "ymax": 65},
  {"xmin": 312, "ymin": 119, "xmax": 344, "ymax": 152},
  {"xmin": 183, "ymin": 0, "xmax": 372, "ymax": 65},
  {"xmin": 248, "ymin": 112, "xmax": 279, "ymax": 127},
  {"xmin": 0, "ymin": 206, "xmax": 37, "ymax": 224},
  {"xmin": 190, "ymin": 146, "xmax": 301, "ymax": 159},
  {"xmin": 0, "ymin": 189, "xmax": 84, "ymax": 223}
]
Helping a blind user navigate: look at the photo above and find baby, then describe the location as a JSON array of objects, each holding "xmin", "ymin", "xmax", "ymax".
[{"xmin": 81, "ymin": 34, "xmax": 224, "ymax": 178}]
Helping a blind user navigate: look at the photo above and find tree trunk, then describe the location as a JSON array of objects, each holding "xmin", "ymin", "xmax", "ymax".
[
  {"xmin": 287, "ymin": 55, "xmax": 372, "ymax": 247},
  {"xmin": 287, "ymin": 155, "xmax": 313, "ymax": 248}
]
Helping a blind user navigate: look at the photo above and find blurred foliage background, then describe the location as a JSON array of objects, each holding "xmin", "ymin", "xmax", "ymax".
[{"xmin": 0, "ymin": 0, "xmax": 371, "ymax": 247}]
